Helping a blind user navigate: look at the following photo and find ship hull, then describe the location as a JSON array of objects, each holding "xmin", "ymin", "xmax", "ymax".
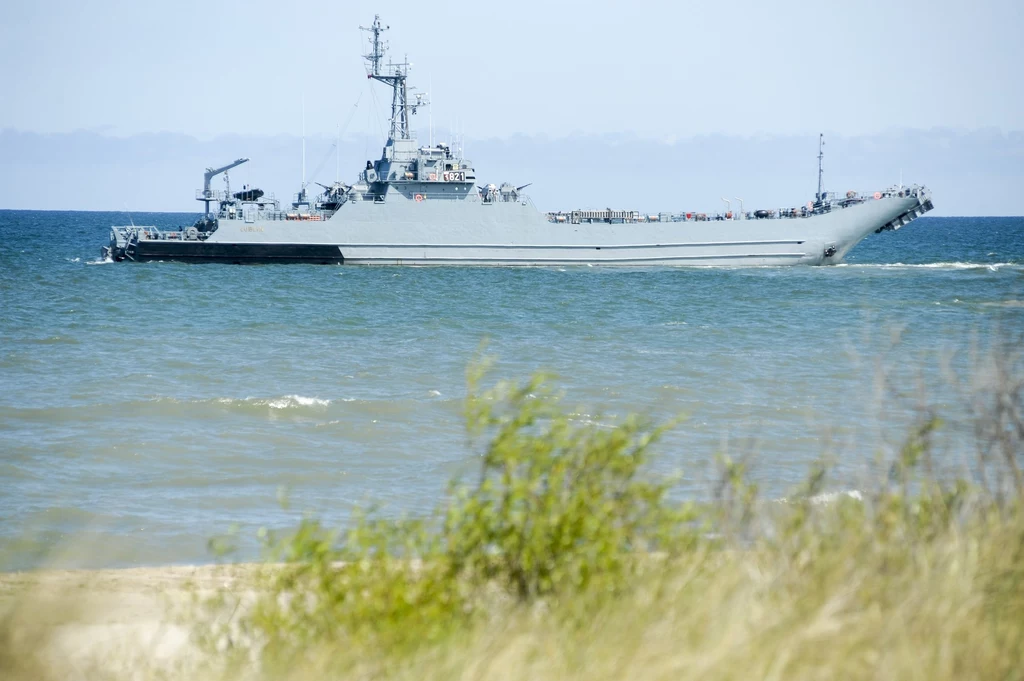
[
  {"xmin": 121, "ymin": 195, "xmax": 924, "ymax": 266},
  {"xmin": 126, "ymin": 241, "xmax": 344, "ymax": 264},
  {"xmin": 108, "ymin": 192, "xmax": 931, "ymax": 266}
]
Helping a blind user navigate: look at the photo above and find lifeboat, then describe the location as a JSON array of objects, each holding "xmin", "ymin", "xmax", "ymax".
[{"xmin": 233, "ymin": 188, "xmax": 265, "ymax": 202}]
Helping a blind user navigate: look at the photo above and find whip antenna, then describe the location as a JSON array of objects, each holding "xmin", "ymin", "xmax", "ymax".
[{"xmin": 816, "ymin": 133, "xmax": 825, "ymax": 203}]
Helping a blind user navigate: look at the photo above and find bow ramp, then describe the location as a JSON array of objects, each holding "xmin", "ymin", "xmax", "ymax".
[{"xmin": 875, "ymin": 188, "xmax": 935, "ymax": 233}]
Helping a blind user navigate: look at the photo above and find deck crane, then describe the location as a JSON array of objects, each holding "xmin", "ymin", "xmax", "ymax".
[{"xmin": 198, "ymin": 158, "xmax": 249, "ymax": 215}]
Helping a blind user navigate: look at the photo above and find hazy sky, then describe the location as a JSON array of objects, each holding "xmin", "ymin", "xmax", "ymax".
[{"xmin": 1, "ymin": 0, "xmax": 1022, "ymax": 140}]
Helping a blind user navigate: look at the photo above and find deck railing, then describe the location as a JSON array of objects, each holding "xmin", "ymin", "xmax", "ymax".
[
  {"xmin": 547, "ymin": 185, "xmax": 930, "ymax": 224},
  {"xmin": 172, "ymin": 183, "xmax": 932, "ymax": 227}
]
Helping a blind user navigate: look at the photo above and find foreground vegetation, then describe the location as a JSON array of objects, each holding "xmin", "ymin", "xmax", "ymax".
[{"xmin": 3, "ymin": 350, "xmax": 1023, "ymax": 680}]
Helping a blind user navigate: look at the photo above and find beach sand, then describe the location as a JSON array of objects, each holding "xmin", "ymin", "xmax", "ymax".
[{"xmin": 1, "ymin": 564, "xmax": 255, "ymax": 679}]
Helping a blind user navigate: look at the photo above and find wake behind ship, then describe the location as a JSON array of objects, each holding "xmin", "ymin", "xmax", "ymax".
[{"xmin": 103, "ymin": 15, "xmax": 933, "ymax": 266}]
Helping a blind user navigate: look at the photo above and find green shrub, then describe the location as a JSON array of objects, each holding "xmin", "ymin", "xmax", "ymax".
[
  {"xmin": 213, "ymin": 367, "xmax": 695, "ymax": 667},
  {"xmin": 448, "ymin": 367, "xmax": 695, "ymax": 600}
]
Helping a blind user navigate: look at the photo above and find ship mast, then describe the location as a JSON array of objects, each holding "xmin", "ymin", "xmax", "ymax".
[
  {"xmin": 361, "ymin": 15, "xmax": 423, "ymax": 142},
  {"xmin": 816, "ymin": 133, "xmax": 825, "ymax": 203}
]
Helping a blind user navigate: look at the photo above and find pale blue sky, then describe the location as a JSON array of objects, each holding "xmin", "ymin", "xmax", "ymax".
[{"xmin": 1, "ymin": 0, "xmax": 1022, "ymax": 140}]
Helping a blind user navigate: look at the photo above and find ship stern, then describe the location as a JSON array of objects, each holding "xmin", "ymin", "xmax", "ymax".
[{"xmin": 103, "ymin": 226, "xmax": 137, "ymax": 261}]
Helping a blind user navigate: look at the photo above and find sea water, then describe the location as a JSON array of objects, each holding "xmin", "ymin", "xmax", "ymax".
[{"xmin": 1, "ymin": 211, "xmax": 1022, "ymax": 568}]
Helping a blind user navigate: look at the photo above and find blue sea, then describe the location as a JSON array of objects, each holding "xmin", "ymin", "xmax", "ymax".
[{"xmin": 1, "ymin": 210, "xmax": 1022, "ymax": 569}]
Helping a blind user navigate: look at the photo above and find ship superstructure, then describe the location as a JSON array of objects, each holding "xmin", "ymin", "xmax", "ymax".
[{"xmin": 103, "ymin": 15, "xmax": 933, "ymax": 266}]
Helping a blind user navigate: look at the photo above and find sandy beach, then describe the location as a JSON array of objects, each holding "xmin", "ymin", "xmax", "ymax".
[{"xmin": 1, "ymin": 564, "xmax": 255, "ymax": 678}]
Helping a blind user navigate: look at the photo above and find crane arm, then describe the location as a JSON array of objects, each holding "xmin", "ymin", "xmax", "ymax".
[{"xmin": 203, "ymin": 158, "xmax": 249, "ymax": 194}]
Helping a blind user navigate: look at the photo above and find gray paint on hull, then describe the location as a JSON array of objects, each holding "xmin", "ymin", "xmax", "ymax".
[{"xmin": 187, "ymin": 195, "xmax": 921, "ymax": 266}]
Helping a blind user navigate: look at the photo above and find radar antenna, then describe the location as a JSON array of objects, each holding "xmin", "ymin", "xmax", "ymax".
[
  {"xmin": 360, "ymin": 15, "xmax": 425, "ymax": 141},
  {"xmin": 816, "ymin": 133, "xmax": 825, "ymax": 204}
]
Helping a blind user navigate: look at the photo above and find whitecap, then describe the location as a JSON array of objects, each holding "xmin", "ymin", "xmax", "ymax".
[
  {"xmin": 811, "ymin": 490, "xmax": 863, "ymax": 504},
  {"xmin": 267, "ymin": 395, "xmax": 331, "ymax": 409},
  {"xmin": 775, "ymin": 489, "xmax": 863, "ymax": 505},
  {"xmin": 837, "ymin": 262, "xmax": 1017, "ymax": 270},
  {"xmin": 210, "ymin": 395, "xmax": 330, "ymax": 409}
]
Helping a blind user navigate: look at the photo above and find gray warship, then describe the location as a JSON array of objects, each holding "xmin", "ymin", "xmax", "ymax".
[{"xmin": 103, "ymin": 15, "xmax": 933, "ymax": 266}]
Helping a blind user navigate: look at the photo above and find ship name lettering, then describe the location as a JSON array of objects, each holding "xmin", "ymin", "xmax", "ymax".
[{"xmin": 240, "ymin": 226, "xmax": 264, "ymax": 232}]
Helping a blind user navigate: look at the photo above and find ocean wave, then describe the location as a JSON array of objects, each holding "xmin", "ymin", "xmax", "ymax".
[
  {"xmin": 981, "ymin": 300, "xmax": 1024, "ymax": 308},
  {"xmin": 0, "ymin": 395, "xmax": 335, "ymax": 422},
  {"xmin": 775, "ymin": 489, "xmax": 864, "ymax": 505},
  {"xmin": 270, "ymin": 395, "xmax": 331, "ymax": 409},
  {"xmin": 23, "ymin": 336, "xmax": 79, "ymax": 345},
  {"xmin": 837, "ymin": 262, "xmax": 1018, "ymax": 271},
  {"xmin": 215, "ymin": 395, "xmax": 331, "ymax": 410},
  {"xmin": 85, "ymin": 256, "xmax": 113, "ymax": 265}
]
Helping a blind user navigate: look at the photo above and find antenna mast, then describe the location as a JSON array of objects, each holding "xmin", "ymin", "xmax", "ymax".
[
  {"xmin": 361, "ymin": 14, "xmax": 424, "ymax": 141},
  {"xmin": 816, "ymin": 133, "xmax": 825, "ymax": 203},
  {"xmin": 302, "ymin": 96, "xmax": 307, "ymax": 190}
]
